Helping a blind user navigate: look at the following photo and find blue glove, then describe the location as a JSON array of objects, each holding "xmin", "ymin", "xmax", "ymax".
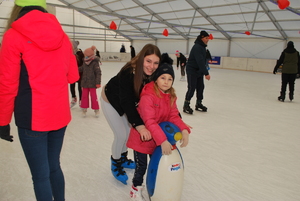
[{"xmin": 0, "ymin": 124, "xmax": 13, "ymax": 142}]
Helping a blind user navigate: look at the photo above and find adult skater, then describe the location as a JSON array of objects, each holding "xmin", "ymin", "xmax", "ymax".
[
  {"xmin": 100, "ymin": 44, "xmax": 161, "ymax": 185},
  {"xmin": 0, "ymin": 0, "xmax": 79, "ymax": 200},
  {"xmin": 273, "ymin": 41, "xmax": 300, "ymax": 102},
  {"xmin": 183, "ymin": 30, "xmax": 211, "ymax": 114}
]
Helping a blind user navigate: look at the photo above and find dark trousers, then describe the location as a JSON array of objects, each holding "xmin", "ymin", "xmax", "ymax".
[
  {"xmin": 18, "ymin": 126, "xmax": 66, "ymax": 201},
  {"xmin": 280, "ymin": 73, "xmax": 296, "ymax": 98},
  {"xmin": 185, "ymin": 73, "xmax": 204, "ymax": 102},
  {"xmin": 180, "ymin": 65, "xmax": 186, "ymax": 76},
  {"xmin": 70, "ymin": 82, "xmax": 82, "ymax": 100},
  {"xmin": 132, "ymin": 151, "xmax": 150, "ymax": 187}
]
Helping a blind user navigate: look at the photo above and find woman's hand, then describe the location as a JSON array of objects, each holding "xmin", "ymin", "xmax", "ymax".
[
  {"xmin": 180, "ymin": 129, "xmax": 189, "ymax": 148},
  {"xmin": 161, "ymin": 140, "xmax": 172, "ymax": 155}
]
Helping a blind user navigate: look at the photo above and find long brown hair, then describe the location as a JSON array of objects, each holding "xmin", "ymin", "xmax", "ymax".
[
  {"xmin": 5, "ymin": 5, "xmax": 23, "ymax": 32},
  {"xmin": 154, "ymin": 82, "xmax": 176, "ymax": 107},
  {"xmin": 120, "ymin": 44, "xmax": 161, "ymax": 97}
]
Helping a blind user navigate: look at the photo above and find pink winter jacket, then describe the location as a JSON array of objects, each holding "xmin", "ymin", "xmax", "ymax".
[
  {"xmin": 127, "ymin": 81, "xmax": 190, "ymax": 154},
  {"xmin": 0, "ymin": 10, "xmax": 79, "ymax": 131}
]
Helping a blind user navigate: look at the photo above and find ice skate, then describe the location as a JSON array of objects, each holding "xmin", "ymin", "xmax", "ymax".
[
  {"xmin": 289, "ymin": 93, "xmax": 293, "ymax": 101},
  {"xmin": 70, "ymin": 97, "xmax": 77, "ymax": 108},
  {"xmin": 82, "ymin": 108, "xmax": 87, "ymax": 117},
  {"xmin": 130, "ymin": 185, "xmax": 146, "ymax": 201},
  {"xmin": 183, "ymin": 100, "xmax": 193, "ymax": 114},
  {"xmin": 94, "ymin": 109, "xmax": 100, "ymax": 118},
  {"xmin": 111, "ymin": 156, "xmax": 128, "ymax": 185},
  {"xmin": 121, "ymin": 151, "xmax": 136, "ymax": 169},
  {"xmin": 195, "ymin": 103, "xmax": 207, "ymax": 112}
]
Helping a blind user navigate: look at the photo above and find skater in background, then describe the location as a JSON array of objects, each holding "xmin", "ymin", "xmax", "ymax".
[
  {"xmin": 183, "ymin": 30, "xmax": 211, "ymax": 114},
  {"xmin": 161, "ymin": 52, "xmax": 173, "ymax": 65},
  {"xmin": 127, "ymin": 62, "xmax": 190, "ymax": 200},
  {"xmin": 273, "ymin": 41, "xmax": 300, "ymax": 102},
  {"xmin": 175, "ymin": 50, "xmax": 187, "ymax": 81},
  {"xmin": 130, "ymin": 45, "xmax": 136, "ymax": 59},
  {"xmin": 206, "ymin": 49, "xmax": 213, "ymax": 70},
  {"xmin": 96, "ymin": 48, "xmax": 102, "ymax": 65},
  {"xmin": 79, "ymin": 46, "xmax": 102, "ymax": 117},
  {"xmin": 100, "ymin": 44, "xmax": 161, "ymax": 185},
  {"xmin": 0, "ymin": 0, "xmax": 79, "ymax": 200},
  {"xmin": 70, "ymin": 40, "xmax": 83, "ymax": 108},
  {"xmin": 120, "ymin": 44, "xmax": 126, "ymax": 53}
]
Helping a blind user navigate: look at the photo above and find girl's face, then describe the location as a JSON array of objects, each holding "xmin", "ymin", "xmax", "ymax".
[
  {"xmin": 155, "ymin": 74, "xmax": 173, "ymax": 93},
  {"xmin": 143, "ymin": 54, "xmax": 160, "ymax": 75}
]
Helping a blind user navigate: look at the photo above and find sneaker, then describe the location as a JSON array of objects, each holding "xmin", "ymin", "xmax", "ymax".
[
  {"xmin": 130, "ymin": 185, "xmax": 145, "ymax": 201},
  {"xmin": 82, "ymin": 108, "xmax": 87, "ymax": 117},
  {"xmin": 70, "ymin": 97, "xmax": 77, "ymax": 108},
  {"xmin": 94, "ymin": 110, "xmax": 100, "ymax": 118}
]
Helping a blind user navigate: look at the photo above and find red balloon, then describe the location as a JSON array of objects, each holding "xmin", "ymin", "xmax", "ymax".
[
  {"xmin": 109, "ymin": 21, "xmax": 117, "ymax": 30},
  {"xmin": 278, "ymin": 0, "xmax": 290, "ymax": 9},
  {"xmin": 245, "ymin": 31, "xmax": 251, "ymax": 35},
  {"xmin": 209, "ymin": 34, "xmax": 214, "ymax": 40},
  {"xmin": 163, "ymin": 29, "xmax": 168, "ymax": 37}
]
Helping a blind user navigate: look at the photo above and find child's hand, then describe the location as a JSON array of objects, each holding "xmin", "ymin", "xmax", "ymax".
[
  {"xmin": 96, "ymin": 84, "xmax": 101, "ymax": 88},
  {"xmin": 136, "ymin": 126, "xmax": 152, "ymax": 141},
  {"xmin": 180, "ymin": 129, "xmax": 189, "ymax": 148},
  {"xmin": 161, "ymin": 140, "xmax": 172, "ymax": 155}
]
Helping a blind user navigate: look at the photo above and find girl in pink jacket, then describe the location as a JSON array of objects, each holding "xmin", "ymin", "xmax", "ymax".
[{"xmin": 127, "ymin": 62, "xmax": 190, "ymax": 200}]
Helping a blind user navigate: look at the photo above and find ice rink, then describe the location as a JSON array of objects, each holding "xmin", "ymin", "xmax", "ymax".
[{"xmin": 1, "ymin": 62, "xmax": 300, "ymax": 201}]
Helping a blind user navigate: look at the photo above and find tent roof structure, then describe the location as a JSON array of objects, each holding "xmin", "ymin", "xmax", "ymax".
[{"xmin": 49, "ymin": 0, "xmax": 300, "ymax": 41}]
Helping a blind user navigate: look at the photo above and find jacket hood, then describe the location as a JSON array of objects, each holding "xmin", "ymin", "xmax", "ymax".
[
  {"xmin": 11, "ymin": 9, "xmax": 65, "ymax": 51},
  {"xmin": 284, "ymin": 46, "xmax": 296, "ymax": 54}
]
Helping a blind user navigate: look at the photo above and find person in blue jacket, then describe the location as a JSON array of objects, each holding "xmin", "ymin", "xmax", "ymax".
[{"xmin": 183, "ymin": 31, "xmax": 211, "ymax": 114}]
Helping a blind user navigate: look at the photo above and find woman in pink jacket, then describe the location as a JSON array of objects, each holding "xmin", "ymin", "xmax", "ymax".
[
  {"xmin": 127, "ymin": 62, "xmax": 191, "ymax": 200},
  {"xmin": 0, "ymin": 0, "xmax": 79, "ymax": 200}
]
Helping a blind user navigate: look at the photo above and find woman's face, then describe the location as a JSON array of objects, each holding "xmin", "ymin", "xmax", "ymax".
[{"xmin": 143, "ymin": 54, "xmax": 160, "ymax": 75}]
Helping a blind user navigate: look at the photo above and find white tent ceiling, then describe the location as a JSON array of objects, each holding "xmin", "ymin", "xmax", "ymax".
[{"xmin": 49, "ymin": 0, "xmax": 300, "ymax": 41}]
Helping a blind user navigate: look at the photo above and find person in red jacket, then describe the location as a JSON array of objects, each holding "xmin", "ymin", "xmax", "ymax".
[
  {"xmin": 0, "ymin": 0, "xmax": 79, "ymax": 200},
  {"xmin": 127, "ymin": 62, "xmax": 190, "ymax": 200}
]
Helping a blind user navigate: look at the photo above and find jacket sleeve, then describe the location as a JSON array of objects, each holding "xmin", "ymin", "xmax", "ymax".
[
  {"xmin": 194, "ymin": 45, "xmax": 209, "ymax": 76},
  {"xmin": 0, "ymin": 31, "xmax": 22, "ymax": 126},
  {"xmin": 119, "ymin": 69, "xmax": 144, "ymax": 128},
  {"xmin": 138, "ymin": 94, "xmax": 167, "ymax": 146},
  {"xmin": 94, "ymin": 61, "xmax": 102, "ymax": 85},
  {"xmin": 274, "ymin": 52, "xmax": 285, "ymax": 72},
  {"xmin": 67, "ymin": 39, "xmax": 80, "ymax": 84}
]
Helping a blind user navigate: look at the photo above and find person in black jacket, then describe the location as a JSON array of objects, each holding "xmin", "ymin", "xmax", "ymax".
[
  {"xmin": 100, "ymin": 44, "xmax": 161, "ymax": 185},
  {"xmin": 175, "ymin": 50, "xmax": 187, "ymax": 81},
  {"xmin": 183, "ymin": 31, "xmax": 211, "ymax": 114},
  {"xmin": 130, "ymin": 45, "xmax": 136, "ymax": 59},
  {"xmin": 273, "ymin": 41, "xmax": 300, "ymax": 102}
]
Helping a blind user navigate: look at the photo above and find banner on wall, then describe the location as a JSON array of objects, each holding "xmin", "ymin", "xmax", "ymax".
[{"xmin": 208, "ymin": 56, "xmax": 221, "ymax": 65}]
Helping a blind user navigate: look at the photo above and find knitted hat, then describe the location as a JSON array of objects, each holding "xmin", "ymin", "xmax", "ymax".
[
  {"xmin": 15, "ymin": 0, "xmax": 47, "ymax": 9},
  {"xmin": 200, "ymin": 30, "xmax": 209, "ymax": 38},
  {"xmin": 287, "ymin": 41, "xmax": 294, "ymax": 48},
  {"xmin": 175, "ymin": 50, "xmax": 180, "ymax": 56},
  {"xmin": 84, "ymin": 46, "xmax": 96, "ymax": 57},
  {"xmin": 153, "ymin": 63, "xmax": 175, "ymax": 81}
]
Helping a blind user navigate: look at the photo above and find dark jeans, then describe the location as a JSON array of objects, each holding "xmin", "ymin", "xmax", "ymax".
[
  {"xmin": 132, "ymin": 151, "xmax": 150, "ymax": 187},
  {"xmin": 70, "ymin": 82, "xmax": 82, "ymax": 100},
  {"xmin": 281, "ymin": 73, "xmax": 296, "ymax": 97},
  {"xmin": 185, "ymin": 72, "xmax": 204, "ymax": 102},
  {"xmin": 180, "ymin": 65, "xmax": 186, "ymax": 76},
  {"xmin": 18, "ymin": 126, "xmax": 66, "ymax": 201}
]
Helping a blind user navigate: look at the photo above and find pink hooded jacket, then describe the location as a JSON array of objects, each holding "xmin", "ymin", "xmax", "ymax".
[
  {"xmin": 0, "ymin": 10, "xmax": 79, "ymax": 131},
  {"xmin": 127, "ymin": 81, "xmax": 190, "ymax": 154}
]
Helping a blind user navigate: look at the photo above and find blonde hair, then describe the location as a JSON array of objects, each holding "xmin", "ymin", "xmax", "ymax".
[
  {"xmin": 154, "ymin": 82, "xmax": 176, "ymax": 107},
  {"xmin": 5, "ymin": 5, "xmax": 23, "ymax": 32}
]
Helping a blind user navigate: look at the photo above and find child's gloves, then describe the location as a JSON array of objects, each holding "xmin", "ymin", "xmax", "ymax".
[
  {"xmin": 161, "ymin": 140, "xmax": 172, "ymax": 155},
  {"xmin": 0, "ymin": 124, "xmax": 13, "ymax": 142},
  {"xmin": 180, "ymin": 129, "xmax": 189, "ymax": 148}
]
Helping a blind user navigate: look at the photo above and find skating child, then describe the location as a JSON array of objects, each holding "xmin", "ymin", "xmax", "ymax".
[
  {"xmin": 127, "ymin": 63, "xmax": 191, "ymax": 200},
  {"xmin": 79, "ymin": 46, "xmax": 102, "ymax": 117}
]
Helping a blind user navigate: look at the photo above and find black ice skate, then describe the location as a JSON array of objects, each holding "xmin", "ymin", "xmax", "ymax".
[
  {"xmin": 278, "ymin": 96, "xmax": 284, "ymax": 102},
  {"xmin": 183, "ymin": 100, "xmax": 193, "ymax": 114},
  {"xmin": 195, "ymin": 103, "xmax": 207, "ymax": 112}
]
